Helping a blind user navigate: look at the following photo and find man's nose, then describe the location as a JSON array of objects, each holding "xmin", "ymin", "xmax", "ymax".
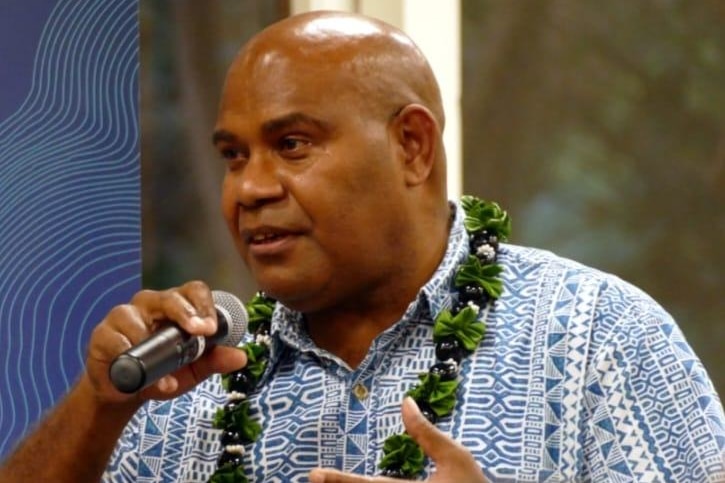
[{"xmin": 235, "ymin": 151, "xmax": 285, "ymax": 208}]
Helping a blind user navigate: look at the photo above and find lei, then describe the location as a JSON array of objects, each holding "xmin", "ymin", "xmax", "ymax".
[{"xmin": 208, "ymin": 195, "xmax": 511, "ymax": 482}]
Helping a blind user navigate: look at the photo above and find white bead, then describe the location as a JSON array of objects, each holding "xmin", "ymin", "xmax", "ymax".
[
  {"xmin": 476, "ymin": 244, "xmax": 495, "ymax": 259},
  {"xmin": 225, "ymin": 444, "xmax": 245, "ymax": 455},
  {"xmin": 228, "ymin": 391, "xmax": 247, "ymax": 401},
  {"xmin": 255, "ymin": 334, "xmax": 272, "ymax": 347},
  {"xmin": 467, "ymin": 301, "xmax": 481, "ymax": 314}
]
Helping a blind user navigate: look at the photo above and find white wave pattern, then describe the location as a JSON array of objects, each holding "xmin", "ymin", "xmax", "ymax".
[{"xmin": 0, "ymin": 0, "xmax": 140, "ymax": 458}]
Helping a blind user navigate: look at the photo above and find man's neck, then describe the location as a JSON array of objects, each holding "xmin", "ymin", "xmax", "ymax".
[
  {"xmin": 304, "ymin": 297, "xmax": 414, "ymax": 368},
  {"xmin": 304, "ymin": 210, "xmax": 453, "ymax": 368}
]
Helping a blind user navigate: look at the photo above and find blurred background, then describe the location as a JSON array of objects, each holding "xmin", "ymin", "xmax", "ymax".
[{"xmin": 140, "ymin": 0, "xmax": 724, "ymax": 394}]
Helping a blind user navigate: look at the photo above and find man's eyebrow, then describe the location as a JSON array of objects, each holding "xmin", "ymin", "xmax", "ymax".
[
  {"xmin": 261, "ymin": 112, "xmax": 333, "ymax": 135},
  {"xmin": 211, "ymin": 129, "xmax": 237, "ymax": 146},
  {"xmin": 212, "ymin": 113, "xmax": 333, "ymax": 147}
]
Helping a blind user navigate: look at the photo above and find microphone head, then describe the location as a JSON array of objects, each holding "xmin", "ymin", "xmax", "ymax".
[{"xmin": 212, "ymin": 290, "xmax": 248, "ymax": 346}]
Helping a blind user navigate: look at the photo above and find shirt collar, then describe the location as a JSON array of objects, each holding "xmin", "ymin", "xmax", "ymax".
[{"xmin": 418, "ymin": 200, "xmax": 469, "ymax": 320}]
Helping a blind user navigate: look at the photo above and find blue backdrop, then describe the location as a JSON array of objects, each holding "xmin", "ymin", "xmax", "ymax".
[{"xmin": 0, "ymin": 0, "xmax": 140, "ymax": 459}]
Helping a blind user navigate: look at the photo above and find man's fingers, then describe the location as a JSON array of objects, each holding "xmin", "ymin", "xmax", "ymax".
[
  {"xmin": 130, "ymin": 284, "xmax": 216, "ymax": 336},
  {"xmin": 83, "ymin": 282, "xmax": 232, "ymax": 404},
  {"xmin": 401, "ymin": 397, "xmax": 449, "ymax": 459},
  {"xmin": 309, "ymin": 468, "xmax": 365, "ymax": 483},
  {"xmin": 157, "ymin": 289, "xmax": 215, "ymax": 335},
  {"xmin": 180, "ymin": 280, "xmax": 217, "ymax": 326},
  {"xmin": 155, "ymin": 375, "xmax": 178, "ymax": 393},
  {"xmin": 309, "ymin": 468, "xmax": 397, "ymax": 483},
  {"xmin": 401, "ymin": 398, "xmax": 487, "ymax": 481},
  {"xmin": 89, "ymin": 305, "xmax": 148, "ymax": 361},
  {"xmin": 401, "ymin": 397, "xmax": 471, "ymax": 466}
]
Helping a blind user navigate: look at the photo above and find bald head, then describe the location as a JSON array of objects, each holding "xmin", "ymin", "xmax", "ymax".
[{"xmin": 228, "ymin": 11, "xmax": 445, "ymax": 129}]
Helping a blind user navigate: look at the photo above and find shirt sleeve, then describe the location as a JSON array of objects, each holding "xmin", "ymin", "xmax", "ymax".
[
  {"xmin": 580, "ymin": 300, "xmax": 725, "ymax": 482},
  {"xmin": 101, "ymin": 407, "xmax": 144, "ymax": 482}
]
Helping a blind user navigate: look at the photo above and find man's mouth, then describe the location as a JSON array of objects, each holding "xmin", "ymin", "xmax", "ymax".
[
  {"xmin": 243, "ymin": 227, "xmax": 296, "ymax": 247},
  {"xmin": 250, "ymin": 232, "xmax": 287, "ymax": 244}
]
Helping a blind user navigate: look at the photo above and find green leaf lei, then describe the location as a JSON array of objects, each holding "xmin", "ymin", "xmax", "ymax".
[
  {"xmin": 406, "ymin": 373, "xmax": 459, "ymax": 417},
  {"xmin": 209, "ymin": 465, "xmax": 248, "ymax": 483},
  {"xmin": 432, "ymin": 306, "xmax": 485, "ymax": 352},
  {"xmin": 379, "ymin": 195, "xmax": 509, "ymax": 478},
  {"xmin": 379, "ymin": 434, "xmax": 426, "ymax": 477},
  {"xmin": 209, "ymin": 294, "xmax": 275, "ymax": 483},
  {"xmin": 208, "ymin": 196, "xmax": 510, "ymax": 481}
]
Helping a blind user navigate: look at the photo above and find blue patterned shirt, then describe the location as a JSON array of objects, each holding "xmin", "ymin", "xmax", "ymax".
[{"xmin": 104, "ymin": 203, "xmax": 725, "ymax": 482}]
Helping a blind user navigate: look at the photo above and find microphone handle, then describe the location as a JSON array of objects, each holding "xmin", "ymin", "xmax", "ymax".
[{"xmin": 109, "ymin": 324, "xmax": 213, "ymax": 394}]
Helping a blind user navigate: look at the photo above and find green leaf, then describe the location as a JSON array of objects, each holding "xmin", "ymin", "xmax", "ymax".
[
  {"xmin": 406, "ymin": 373, "xmax": 460, "ymax": 416},
  {"xmin": 209, "ymin": 464, "xmax": 248, "ymax": 483},
  {"xmin": 239, "ymin": 418, "xmax": 262, "ymax": 443},
  {"xmin": 455, "ymin": 255, "xmax": 504, "ymax": 299},
  {"xmin": 433, "ymin": 307, "xmax": 486, "ymax": 351},
  {"xmin": 461, "ymin": 195, "xmax": 512, "ymax": 240},
  {"xmin": 246, "ymin": 360, "xmax": 268, "ymax": 381},
  {"xmin": 233, "ymin": 403, "xmax": 262, "ymax": 442},
  {"xmin": 241, "ymin": 342, "xmax": 269, "ymax": 382},
  {"xmin": 213, "ymin": 401, "xmax": 262, "ymax": 443},
  {"xmin": 242, "ymin": 342, "xmax": 268, "ymax": 363},
  {"xmin": 245, "ymin": 292, "xmax": 275, "ymax": 333},
  {"xmin": 379, "ymin": 433, "xmax": 425, "ymax": 477},
  {"xmin": 212, "ymin": 408, "xmax": 226, "ymax": 429}
]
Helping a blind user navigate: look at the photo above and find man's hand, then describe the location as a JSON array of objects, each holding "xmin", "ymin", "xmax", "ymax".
[
  {"xmin": 85, "ymin": 280, "xmax": 247, "ymax": 405},
  {"xmin": 0, "ymin": 280, "xmax": 249, "ymax": 483},
  {"xmin": 309, "ymin": 397, "xmax": 488, "ymax": 483}
]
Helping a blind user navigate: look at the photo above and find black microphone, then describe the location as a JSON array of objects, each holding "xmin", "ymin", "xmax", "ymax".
[{"xmin": 108, "ymin": 290, "xmax": 248, "ymax": 393}]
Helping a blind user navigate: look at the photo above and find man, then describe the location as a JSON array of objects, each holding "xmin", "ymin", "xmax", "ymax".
[{"xmin": 1, "ymin": 10, "xmax": 723, "ymax": 483}]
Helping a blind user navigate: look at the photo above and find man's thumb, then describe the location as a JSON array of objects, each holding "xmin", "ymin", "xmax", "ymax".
[
  {"xmin": 401, "ymin": 397, "xmax": 487, "ymax": 481},
  {"xmin": 401, "ymin": 397, "xmax": 454, "ymax": 462}
]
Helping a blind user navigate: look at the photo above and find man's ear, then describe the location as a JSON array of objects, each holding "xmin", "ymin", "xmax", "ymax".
[{"xmin": 391, "ymin": 104, "xmax": 440, "ymax": 187}]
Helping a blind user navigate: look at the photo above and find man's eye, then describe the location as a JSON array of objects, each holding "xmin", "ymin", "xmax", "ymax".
[
  {"xmin": 219, "ymin": 147, "xmax": 248, "ymax": 171},
  {"xmin": 221, "ymin": 148, "xmax": 241, "ymax": 160},
  {"xmin": 279, "ymin": 136, "xmax": 310, "ymax": 155}
]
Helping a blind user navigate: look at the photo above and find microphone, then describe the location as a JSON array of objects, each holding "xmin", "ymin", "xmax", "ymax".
[{"xmin": 108, "ymin": 290, "xmax": 248, "ymax": 393}]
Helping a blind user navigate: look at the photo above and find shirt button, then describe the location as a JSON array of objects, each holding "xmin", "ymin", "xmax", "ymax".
[{"xmin": 352, "ymin": 383, "xmax": 369, "ymax": 401}]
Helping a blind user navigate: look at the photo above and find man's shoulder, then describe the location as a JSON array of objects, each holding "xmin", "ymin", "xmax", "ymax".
[
  {"xmin": 498, "ymin": 243, "xmax": 658, "ymax": 305},
  {"xmin": 499, "ymin": 243, "xmax": 613, "ymax": 278},
  {"xmin": 495, "ymin": 243, "xmax": 671, "ymax": 343}
]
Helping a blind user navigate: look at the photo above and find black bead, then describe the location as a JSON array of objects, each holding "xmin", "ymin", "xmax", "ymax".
[
  {"xmin": 460, "ymin": 286, "xmax": 490, "ymax": 308},
  {"xmin": 459, "ymin": 284, "xmax": 485, "ymax": 303},
  {"xmin": 227, "ymin": 370, "xmax": 255, "ymax": 393},
  {"xmin": 469, "ymin": 230, "xmax": 499, "ymax": 251},
  {"xmin": 450, "ymin": 300, "xmax": 469, "ymax": 315},
  {"xmin": 468, "ymin": 231, "xmax": 486, "ymax": 249},
  {"xmin": 217, "ymin": 451, "xmax": 243, "ymax": 468},
  {"xmin": 380, "ymin": 467, "xmax": 407, "ymax": 478},
  {"xmin": 435, "ymin": 336, "xmax": 467, "ymax": 363},
  {"xmin": 417, "ymin": 401, "xmax": 439, "ymax": 424},
  {"xmin": 223, "ymin": 400, "xmax": 242, "ymax": 413},
  {"xmin": 429, "ymin": 360, "xmax": 458, "ymax": 381},
  {"xmin": 221, "ymin": 429, "xmax": 242, "ymax": 446},
  {"xmin": 254, "ymin": 324, "xmax": 271, "ymax": 338}
]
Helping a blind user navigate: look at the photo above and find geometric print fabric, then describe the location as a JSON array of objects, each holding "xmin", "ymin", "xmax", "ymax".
[{"xmin": 103, "ymin": 202, "xmax": 725, "ymax": 482}]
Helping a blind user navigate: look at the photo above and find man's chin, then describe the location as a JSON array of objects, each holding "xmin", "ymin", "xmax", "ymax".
[
  {"xmin": 253, "ymin": 274, "xmax": 315, "ymax": 309},
  {"xmin": 260, "ymin": 283, "xmax": 342, "ymax": 315}
]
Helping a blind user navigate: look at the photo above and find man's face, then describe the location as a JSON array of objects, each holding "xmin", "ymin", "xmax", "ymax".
[{"xmin": 214, "ymin": 50, "xmax": 409, "ymax": 313}]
